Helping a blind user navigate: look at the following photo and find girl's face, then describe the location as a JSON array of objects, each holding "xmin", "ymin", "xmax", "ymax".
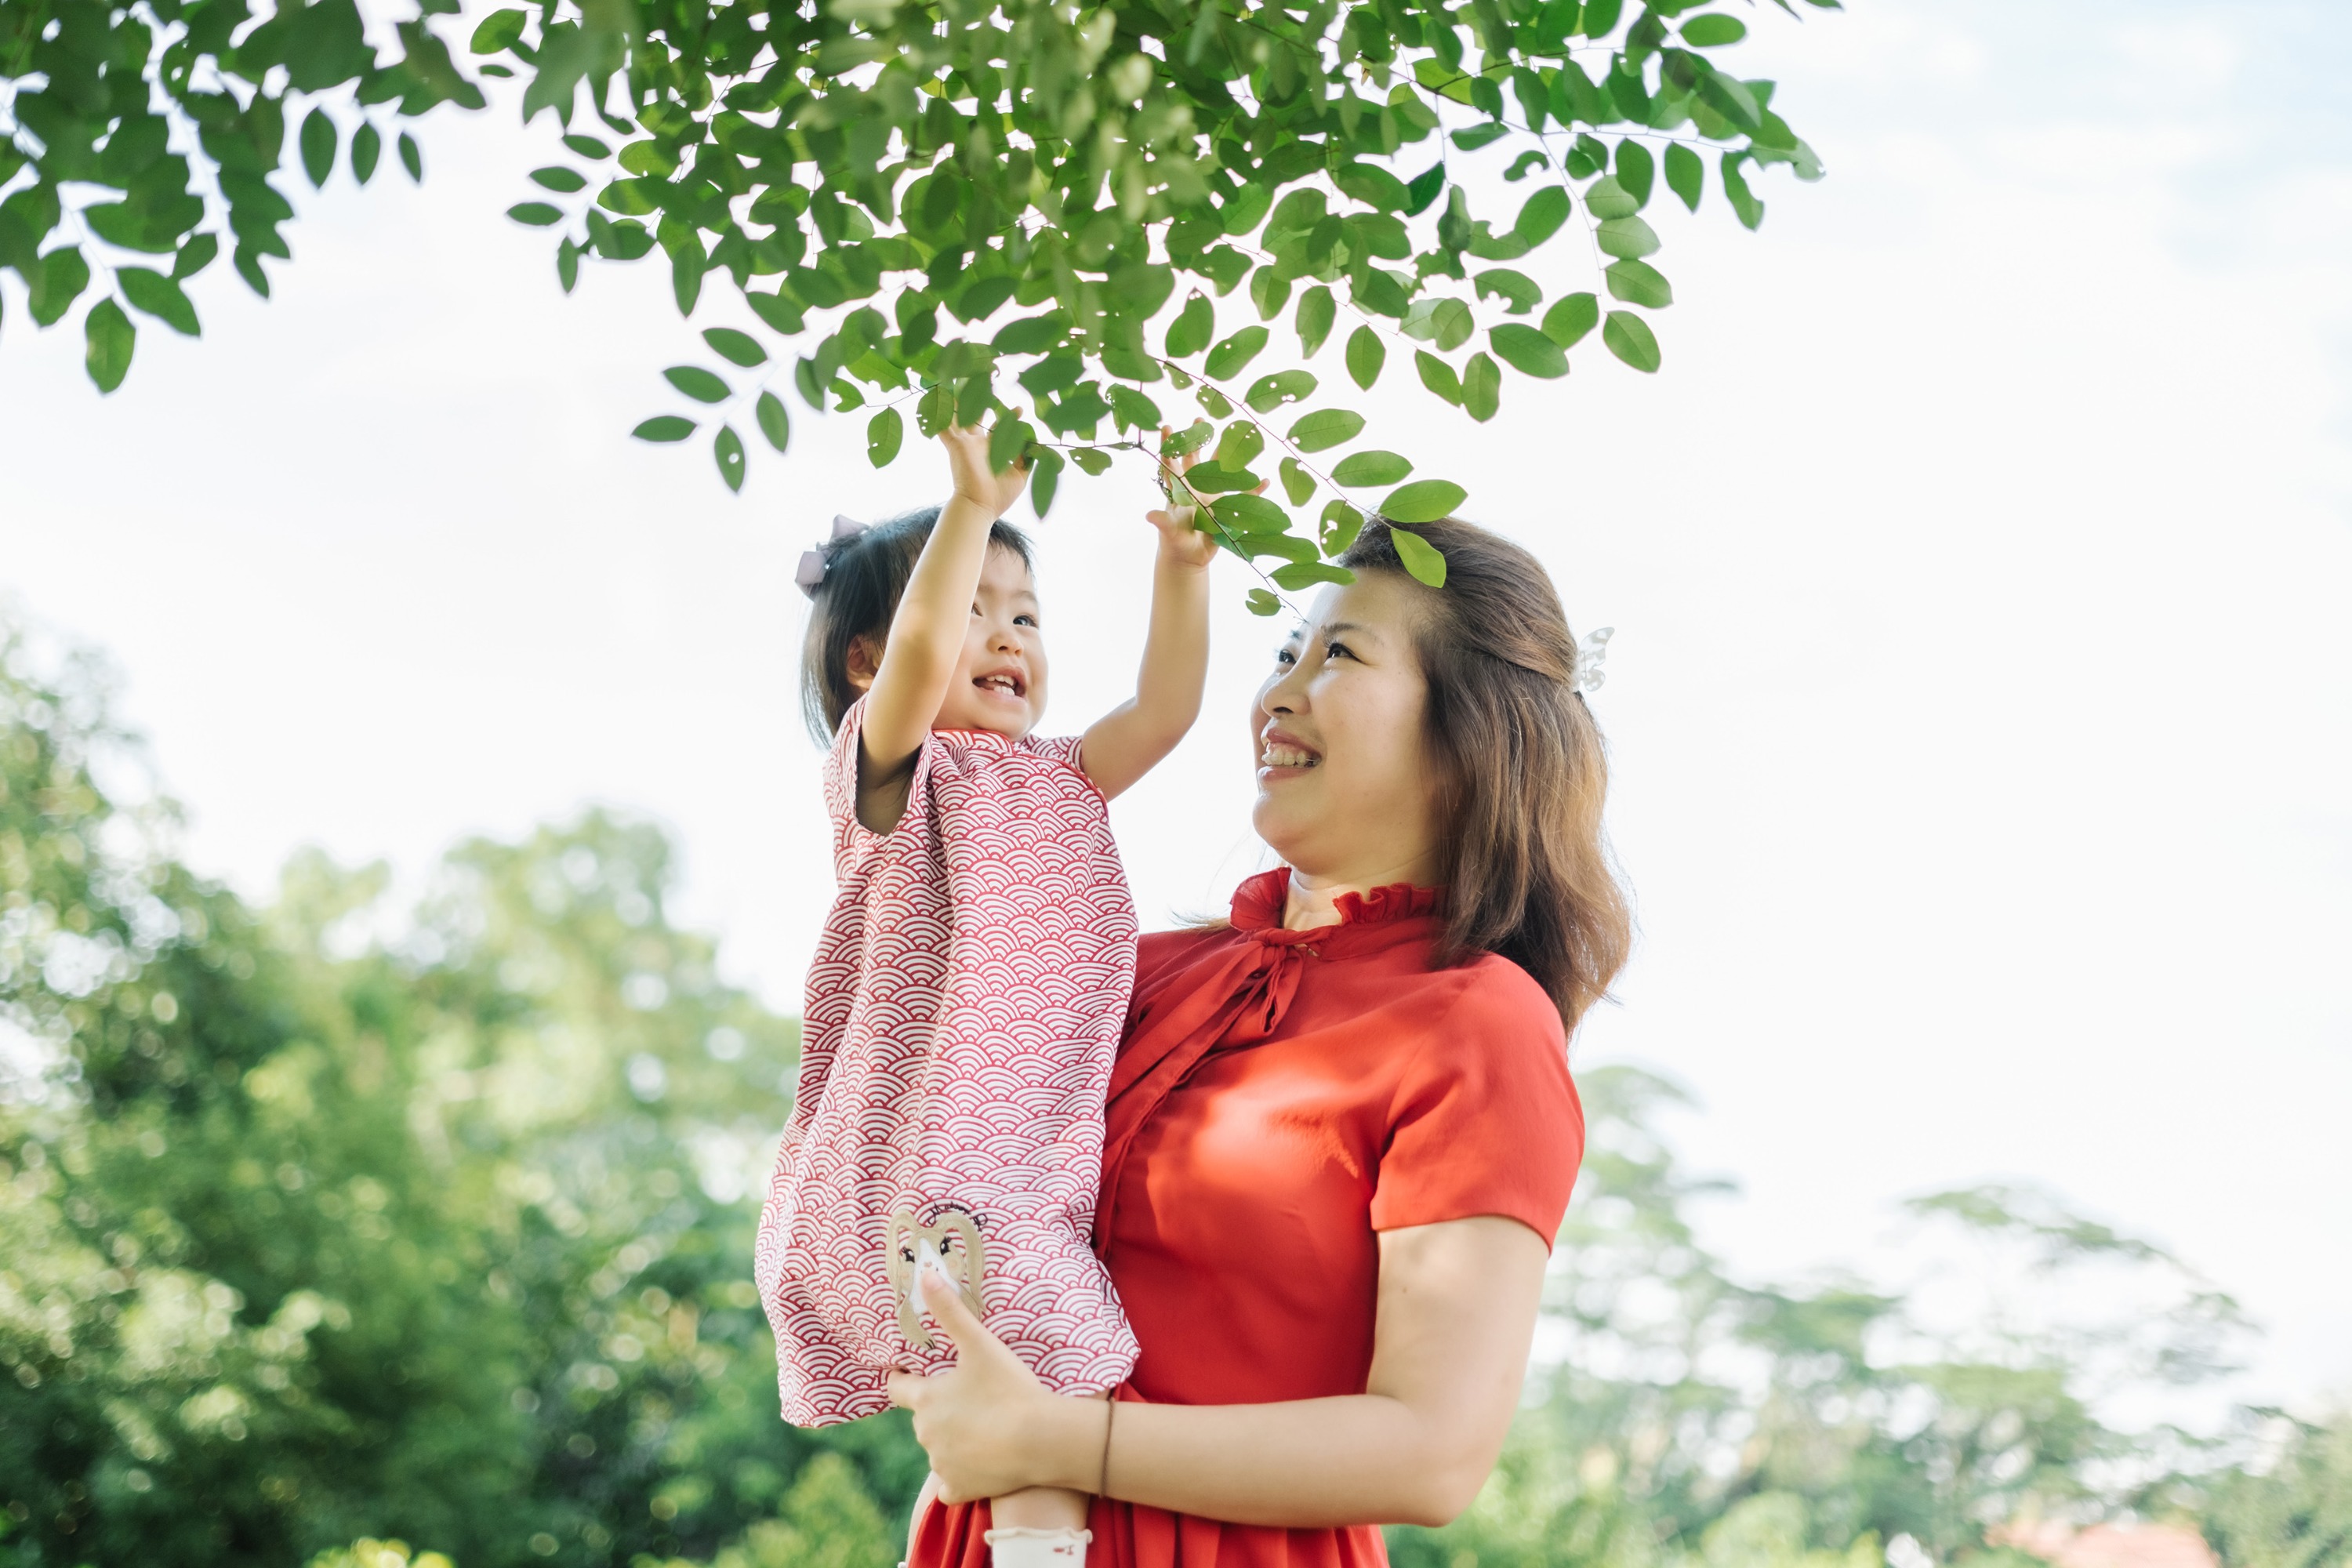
[
  {"xmin": 930, "ymin": 544, "xmax": 1047, "ymax": 737},
  {"xmin": 1249, "ymin": 572, "xmax": 1442, "ymax": 884}
]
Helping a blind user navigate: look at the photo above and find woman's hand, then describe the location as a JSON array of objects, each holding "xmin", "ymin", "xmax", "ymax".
[
  {"xmin": 941, "ymin": 421, "xmax": 1033, "ymax": 521},
  {"xmin": 1148, "ymin": 427, "xmax": 1220, "ymax": 572},
  {"xmin": 886, "ymin": 1267, "xmax": 1101, "ymax": 1503}
]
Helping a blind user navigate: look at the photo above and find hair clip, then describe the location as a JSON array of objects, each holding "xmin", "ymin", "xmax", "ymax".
[
  {"xmin": 1572, "ymin": 626, "xmax": 1613, "ymax": 695},
  {"xmin": 796, "ymin": 514, "xmax": 870, "ymax": 599}
]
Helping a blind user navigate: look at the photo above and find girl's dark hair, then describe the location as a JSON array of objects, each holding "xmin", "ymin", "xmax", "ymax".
[
  {"xmin": 1338, "ymin": 517, "xmax": 1633, "ymax": 1030},
  {"xmin": 799, "ymin": 506, "xmax": 1034, "ymax": 743}
]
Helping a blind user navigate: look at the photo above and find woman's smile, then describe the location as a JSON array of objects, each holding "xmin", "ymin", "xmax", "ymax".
[{"xmin": 1257, "ymin": 724, "xmax": 1322, "ymax": 775}]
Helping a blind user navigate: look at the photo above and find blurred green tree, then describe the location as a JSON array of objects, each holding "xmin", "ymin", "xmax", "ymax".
[{"xmin": 0, "ymin": 611, "xmax": 923, "ymax": 1567}]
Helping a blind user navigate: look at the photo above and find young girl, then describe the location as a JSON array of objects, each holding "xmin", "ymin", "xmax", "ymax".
[{"xmin": 755, "ymin": 424, "xmax": 1214, "ymax": 1567}]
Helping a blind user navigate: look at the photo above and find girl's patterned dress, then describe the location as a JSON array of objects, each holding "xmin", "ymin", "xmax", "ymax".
[{"xmin": 754, "ymin": 694, "xmax": 1142, "ymax": 1425}]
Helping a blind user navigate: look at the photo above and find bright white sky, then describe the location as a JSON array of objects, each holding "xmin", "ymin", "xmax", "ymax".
[{"xmin": 2, "ymin": 1, "xmax": 2345, "ymax": 1414}]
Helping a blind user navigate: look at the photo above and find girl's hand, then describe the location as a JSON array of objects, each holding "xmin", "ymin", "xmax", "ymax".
[
  {"xmin": 941, "ymin": 420, "xmax": 1033, "ymax": 521},
  {"xmin": 885, "ymin": 1268, "xmax": 1083, "ymax": 1502},
  {"xmin": 1149, "ymin": 427, "xmax": 1221, "ymax": 572}
]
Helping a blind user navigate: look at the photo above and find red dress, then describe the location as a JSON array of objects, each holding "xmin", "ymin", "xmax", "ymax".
[{"xmin": 909, "ymin": 869, "xmax": 1585, "ymax": 1568}]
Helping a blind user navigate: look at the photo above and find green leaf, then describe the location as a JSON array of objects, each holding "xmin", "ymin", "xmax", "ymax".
[
  {"xmin": 1664, "ymin": 142, "xmax": 1705, "ymax": 212},
  {"xmin": 633, "ymin": 415, "xmax": 695, "ymax": 442},
  {"xmin": 1595, "ymin": 215, "xmax": 1661, "ymax": 259},
  {"xmin": 1212, "ymin": 493, "xmax": 1290, "ymax": 534},
  {"xmin": 561, "ymin": 133, "xmax": 612, "ymax": 159},
  {"xmin": 1615, "ymin": 140, "xmax": 1655, "ymax": 209},
  {"xmin": 994, "ymin": 312, "xmax": 1071, "ymax": 354},
  {"xmin": 470, "ymin": 7, "xmax": 527, "ymax": 51},
  {"xmin": 1475, "ymin": 268, "xmax": 1543, "ymax": 315},
  {"xmin": 1245, "ymin": 588, "xmax": 1283, "ymax": 617},
  {"xmin": 664, "ymin": 366, "xmax": 731, "ymax": 404},
  {"xmin": 300, "ymin": 108, "xmax": 338, "ymax": 189},
  {"xmin": 714, "ymin": 424, "xmax": 746, "ymax": 492},
  {"xmin": 172, "ymin": 234, "xmax": 220, "ymax": 282},
  {"xmin": 1381, "ymin": 481, "xmax": 1468, "ymax": 525},
  {"xmin": 1030, "ymin": 449, "xmax": 1065, "ymax": 518},
  {"xmin": 1245, "ymin": 370, "xmax": 1316, "ymax": 414},
  {"xmin": 1214, "ymin": 419, "xmax": 1265, "ymax": 470},
  {"xmin": 1295, "ymin": 285, "xmax": 1337, "ymax": 358},
  {"xmin": 1464, "ymin": 351, "xmax": 1501, "ymax": 422},
  {"xmin": 350, "ymin": 122, "xmax": 382, "ymax": 185},
  {"xmin": 1319, "ymin": 500, "xmax": 1366, "ymax": 554},
  {"xmin": 1287, "ymin": 408, "xmax": 1365, "ymax": 453},
  {"xmin": 398, "ymin": 132, "xmax": 423, "ymax": 183},
  {"xmin": 1250, "ymin": 265, "xmax": 1291, "ymax": 323},
  {"xmin": 1414, "ymin": 350, "xmax": 1463, "ymax": 407},
  {"xmin": 1722, "ymin": 152, "xmax": 1765, "ymax": 230},
  {"xmin": 703, "ymin": 327, "xmax": 767, "ymax": 366},
  {"xmin": 1332, "ymin": 451, "xmax": 1413, "ymax": 488},
  {"xmin": 988, "ymin": 416, "xmax": 1034, "ymax": 474},
  {"xmin": 1583, "ymin": 176, "xmax": 1640, "ymax": 220},
  {"xmin": 1164, "ymin": 293, "xmax": 1214, "ymax": 358},
  {"xmin": 1334, "ymin": 162, "xmax": 1410, "ymax": 212},
  {"xmin": 867, "ymin": 406, "xmax": 905, "ymax": 466},
  {"xmin": 754, "ymin": 391, "xmax": 789, "ymax": 453},
  {"xmin": 28, "ymin": 249, "xmax": 92, "ymax": 327},
  {"xmin": 1162, "ymin": 419, "xmax": 1214, "ymax": 457},
  {"xmin": 1388, "ymin": 526, "xmax": 1449, "ymax": 586},
  {"xmin": 1317, "ymin": 503, "xmax": 1374, "ymax": 557},
  {"xmin": 83, "ymin": 299, "xmax": 135, "ymax": 393},
  {"xmin": 1542, "ymin": 292, "xmax": 1602, "ymax": 348},
  {"xmin": 1203, "ymin": 325, "xmax": 1270, "ymax": 381},
  {"xmin": 508, "ymin": 202, "xmax": 563, "ymax": 227},
  {"xmin": 118, "ymin": 268, "xmax": 200, "ymax": 336},
  {"xmin": 1279, "ymin": 458, "xmax": 1316, "ymax": 506},
  {"xmin": 1490, "ymin": 324, "xmax": 1570, "ymax": 379},
  {"xmin": 1602, "ymin": 310, "xmax": 1662, "ymax": 372},
  {"xmin": 1069, "ymin": 446, "xmax": 1112, "ymax": 477},
  {"xmin": 747, "ymin": 290, "xmax": 805, "ymax": 335},
  {"xmin": 1513, "ymin": 185, "xmax": 1571, "ymax": 246},
  {"xmin": 1682, "ymin": 13, "xmax": 1748, "ymax": 45},
  {"xmin": 1109, "ymin": 384, "xmax": 1163, "ymax": 432},
  {"xmin": 1345, "ymin": 326, "xmax": 1385, "ymax": 390},
  {"xmin": 1272, "ymin": 561, "xmax": 1356, "ymax": 590},
  {"xmin": 1405, "ymin": 163, "xmax": 1447, "ymax": 216},
  {"xmin": 1605, "ymin": 259, "xmax": 1674, "ymax": 309}
]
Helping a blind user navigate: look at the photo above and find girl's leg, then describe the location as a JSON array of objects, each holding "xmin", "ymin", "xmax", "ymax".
[
  {"xmin": 905, "ymin": 1471, "xmax": 941, "ymax": 1567},
  {"xmin": 984, "ymin": 1486, "xmax": 1091, "ymax": 1566}
]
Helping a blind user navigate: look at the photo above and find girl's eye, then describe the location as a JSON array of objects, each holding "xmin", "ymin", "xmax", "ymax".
[{"xmin": 1015, "ymin": 615, "xmax": 1037, "ymax": 627}]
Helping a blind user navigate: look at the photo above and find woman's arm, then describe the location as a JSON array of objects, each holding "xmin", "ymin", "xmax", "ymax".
[
  {"xmin": 1078, "ymin": 453, "xmax": 1218, "ymax": 800},
  {"xmin": 887, "ymin": 1214, "xmax": 1550, "ymax": 1528},
  {"xmin": 860, "ymin": 426, "xmax": 1030, "ymax": 793}
]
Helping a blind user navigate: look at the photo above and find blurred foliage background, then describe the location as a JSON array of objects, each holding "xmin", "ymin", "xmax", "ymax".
[{"xmin": 2, "ymin": 606, "xmax": 2345, "ymax": 1568}]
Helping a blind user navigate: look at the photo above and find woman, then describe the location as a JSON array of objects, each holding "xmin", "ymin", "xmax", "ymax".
[{"xmin": 892, "ymin": 517, "xmax": 1632, "ymax": 1567}]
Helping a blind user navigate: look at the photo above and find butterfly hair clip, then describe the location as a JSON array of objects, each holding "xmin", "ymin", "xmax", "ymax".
[
  {"xmin": 795, "ymin": 514, "xmax": 870, "ymax": 599},
  {"xmin": 1572, "ymin": 626, "xmax": 1613, "ymax": 695}
]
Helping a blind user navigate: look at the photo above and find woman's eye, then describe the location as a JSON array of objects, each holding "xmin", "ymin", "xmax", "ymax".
[
  {"xmin": 1272, "ymin": 647, "xmax": 1297, "ymax": 668},
  {"xmin": 1325, "ymin": 641, "xmax": 1354, "ymax": 662}
]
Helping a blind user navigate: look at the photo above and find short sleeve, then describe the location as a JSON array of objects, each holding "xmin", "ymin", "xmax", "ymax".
[
  {"xmin": 1367, "ymin": 961, "xmax": 1584, "ymax": 1247},
  {"xmin": 824, "ymin": 694, "xmax": 940, "ymax": 878}
]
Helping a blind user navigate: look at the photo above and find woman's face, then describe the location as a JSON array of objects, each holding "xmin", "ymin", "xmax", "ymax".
[{"xmin": 1249, "ymin": 570, "xmax": 1443, "ymax": 885}]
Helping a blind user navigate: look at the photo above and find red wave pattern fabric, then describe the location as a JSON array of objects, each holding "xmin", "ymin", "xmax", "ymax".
[
  {"xmin": 911, "ymin": 868, "xmax": 1585, "ymax": 1567},
  {"xmin": 754, "ymin": 696, "xmax": 1141, "ymax": 1426}
]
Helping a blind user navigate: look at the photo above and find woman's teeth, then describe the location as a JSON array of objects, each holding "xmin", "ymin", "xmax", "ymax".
[{"xmin": 1261, "ymin": 744, "xmax": 1319, "ymax": 768}]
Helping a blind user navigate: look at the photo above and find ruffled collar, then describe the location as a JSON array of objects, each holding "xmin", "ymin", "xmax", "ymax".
[{"xmin": 1229, "ymin": 867, "xmax": 1443, "ymax": 939}]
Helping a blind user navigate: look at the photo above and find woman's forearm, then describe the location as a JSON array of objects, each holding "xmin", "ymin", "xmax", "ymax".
[{"xmin": 1022, "ymin": 1390, "xmax": 1484, "ymax": 1530}]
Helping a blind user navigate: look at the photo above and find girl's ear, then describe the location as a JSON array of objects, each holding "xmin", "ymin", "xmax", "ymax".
[{"xmin": 845, "ymin": 633, "xmax": 882, "ymax": 693}]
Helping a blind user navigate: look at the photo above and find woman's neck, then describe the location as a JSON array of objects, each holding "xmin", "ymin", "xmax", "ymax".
[{"xmin": 1282, "ymin": 856, "xmax": 1444, "ymax": 931}]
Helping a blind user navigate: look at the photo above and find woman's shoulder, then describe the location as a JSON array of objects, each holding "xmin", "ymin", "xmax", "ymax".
[{"xmin": 1424, "ymin": 950, "xmax": 1569, "ymax": 1053}]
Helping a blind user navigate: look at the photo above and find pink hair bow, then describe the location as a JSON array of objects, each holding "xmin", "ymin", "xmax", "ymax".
[{"xmin": 796, "ymin": 514, "xmax": 869, "ymax": 599}]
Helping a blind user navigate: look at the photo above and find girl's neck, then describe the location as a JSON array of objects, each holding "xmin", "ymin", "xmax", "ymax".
[{"xmin": 1281, "ymin": 856, "xmax": 1445, "ymax": 931}]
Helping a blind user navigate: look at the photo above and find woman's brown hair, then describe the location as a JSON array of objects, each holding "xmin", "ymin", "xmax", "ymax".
[{"xmin": 1338, "ymin": 517, "xmax": 1633, "ymax": 1029}]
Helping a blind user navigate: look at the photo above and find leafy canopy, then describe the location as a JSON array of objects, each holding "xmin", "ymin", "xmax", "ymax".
[{"xmin": 0, "ymin": 0, "xmax": 1825, "ymax": 602}]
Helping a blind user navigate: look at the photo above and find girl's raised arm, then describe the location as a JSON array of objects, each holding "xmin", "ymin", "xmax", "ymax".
[
  {"xmin": 1079, "ymin": 451, "xmax": 1218, "ymax": 800},
  {"xmin": 859, "ymin": 426, "xmax": 1030, "ymax": 791}
]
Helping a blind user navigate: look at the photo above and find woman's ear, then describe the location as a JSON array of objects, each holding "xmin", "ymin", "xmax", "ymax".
[{"xmin": 846, "ymin": 633, "xmax": 881, "ymax": 693}]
